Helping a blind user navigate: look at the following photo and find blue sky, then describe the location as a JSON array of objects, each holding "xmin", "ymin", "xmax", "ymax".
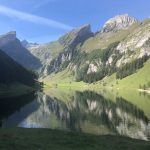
[{"xmin": 0, "ymin": 0, "xmax": 149, "ymax": 43}]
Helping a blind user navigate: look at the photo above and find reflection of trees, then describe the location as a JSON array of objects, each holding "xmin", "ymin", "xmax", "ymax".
[
  {"xmin": 116, "ymin": 97, "xmax": 148, "ymax": 123},
  {"xmin": 73, "ymin": 91, "xmax": 119, "ymax": 132},
  {"xmin": 39, "ymin": 94, "xmax": 77, "ymax": 130},
  {"xmin": 42, "ymin": 90, "xmax": 150, "ymax": 140}
]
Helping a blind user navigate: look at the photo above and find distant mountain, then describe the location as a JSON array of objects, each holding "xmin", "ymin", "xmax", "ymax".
[
  {"xmin": 21, "ymin": 40, "xmax": 39, "ymax": 49},
  {"xmin": 0, "ymin": 31, "xmax": 16, "ymax": 45},
  {"xmin": 0, "ymin": 49, "xmax": 36, "ymax": 86},
  {"xmin": 0, "ymin": 31, "xmax": 42, "ymax": 71},
  {"xmin": 44, "ymin": 24, "xmax": 93, "ymax": 74},
  {"xmin": 26, "ymin": 24, "xmax": 93, "ymax": 76},
  {"xmin": 26, "ymin": 41, "xmax": 64, "ymax": 75}
]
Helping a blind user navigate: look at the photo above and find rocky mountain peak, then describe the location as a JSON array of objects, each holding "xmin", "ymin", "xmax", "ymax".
[
  {"xmin": 59, "ymin": 24, "xmax": 93, "ymax": 49},
  {"xmin": 101, "ymin": 14, "xmax": 138, "ymax": 33},
  {"xmin": 76, "ymin": 24, "xmax": 91, "ymax": 32},
  {"xmin": 0, "ymin": 31, "xmax": 17, "ymax": 46},
  {"xmin": 21, "ymin": 40, "xmax": 39, "ymax": 49}
]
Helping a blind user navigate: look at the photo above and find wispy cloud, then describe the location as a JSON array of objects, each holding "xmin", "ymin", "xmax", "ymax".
[
  {"xmin": 0, "ymin": 4, "xmax": 73, "ymax": 30},
  {"xmin": 34, "ymin": 0, "xmax": 57, "ymax": 9}
]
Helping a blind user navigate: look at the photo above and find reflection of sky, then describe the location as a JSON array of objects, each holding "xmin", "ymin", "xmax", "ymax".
[
  {"xmin": 19, "ymin": 121, "xmax": 44, "ymax": 128},
  {"xmin": 1, "ymin": 100, "xmax": 39, "ymax": 128}
]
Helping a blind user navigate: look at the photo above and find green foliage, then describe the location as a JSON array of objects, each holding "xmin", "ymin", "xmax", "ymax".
[
  {"xmin": 86, "ymin": 42, "xmax": 120, "ymax": 62},
  {"xmin": 61, "ymin": 61, "xmax": 70, "ymax": 69},
  {"xmin": 72, "ymin": 51, "xmax": 87, "ymax": 66},
  {"xmin": 75, "ymin": 64, "xmax": 89, "ymax": 81},
  {"xmin": 116, "ymin": 55, "xmax": 149, "ymax": 79},
  {"xmin": 74, "ymin": 42, "xmax": 120, "ymax": 83},
  {"xmin": 85, "ymin": 67, "xmax": 115, "ymax": 83},
  {"xmin": 100, "ymin": 42, "xmax": 120, "ymax": 63},
  {"xmin": 104, "ymin": 58, "xmax": 150, "ymax": 89}
]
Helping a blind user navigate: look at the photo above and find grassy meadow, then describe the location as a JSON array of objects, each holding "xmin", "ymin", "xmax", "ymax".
[{"xmin": 0, "ymin": 128, "xmax": 150, "ymax": 150}]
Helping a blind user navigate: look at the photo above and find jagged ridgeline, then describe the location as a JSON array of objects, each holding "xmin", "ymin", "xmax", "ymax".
[
  {"xmin": 36, "ymin": 14, "xmax": 149, "ymax": 83},
  {"xmin": 1, "ymin": 14, "xmax": 150, "ymax": 84},
  {"xmin": 0, "ymin": 31, "xmax": 42, "ymax": 71},
  {"xmin": 0, "ymin": 50, "xmax": 37, "ymax": 85}
]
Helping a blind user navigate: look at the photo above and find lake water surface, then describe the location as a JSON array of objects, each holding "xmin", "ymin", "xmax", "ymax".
[{"xmin": 0, "ymin": 88, "xmax": 150, "ymax": 141}]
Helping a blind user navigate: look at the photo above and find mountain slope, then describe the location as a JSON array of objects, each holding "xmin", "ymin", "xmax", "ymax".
[
  {"xmin": 28, "ymin": 41, "xmax": 64, "ymax": 69},
  {"xmin": 0, "ymin": 49, "xmax": 36, "ymax": 86},
  {"xmin": 29, "ymin": 24, "xmax": 93, "ymax": 76},
  {"xmin": 42, "ymin": 14, "xmax": 150, "ymax": 89},
  {"xmin": 0, "ymin": 31, "xmax": 42, "ymax": 71},
  {"xmin": 116, "ymin": 58, "xmax": 150, "ymax": 89},
  {"xmin": 99, "ymin": 58, "xmax": 150, "ymax": 89},
  {"xmin": 21, "ymin": 40, "xmax": 39, "ymax": 49}
]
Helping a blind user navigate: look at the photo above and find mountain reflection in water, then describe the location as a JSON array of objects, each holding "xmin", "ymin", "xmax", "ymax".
[{"xmin": 0, "ymin": 90, "xmax": 150, "ymax": 141}]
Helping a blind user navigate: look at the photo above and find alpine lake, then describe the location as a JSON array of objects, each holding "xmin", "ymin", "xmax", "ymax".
[{"xmin": 0, "ymin": 87, "xmax": 150, "ymax": 141}]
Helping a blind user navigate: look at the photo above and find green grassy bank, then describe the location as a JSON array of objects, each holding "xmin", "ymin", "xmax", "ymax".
[
  {"xmin": 0, "ymin": 128, "xmax": 150, "ymax": 150},
  {"xmin": 43, "ymin": 58, "xmax": 150, "ymax": 93}
]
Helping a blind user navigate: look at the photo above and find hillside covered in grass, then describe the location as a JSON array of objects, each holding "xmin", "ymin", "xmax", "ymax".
[{"xmin": 100, "ymin": 58, "xmax": 150, "ymax": 90}]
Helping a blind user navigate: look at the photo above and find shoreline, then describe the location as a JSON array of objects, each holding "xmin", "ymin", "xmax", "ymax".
[
  {"xmin": 0, "ymin": 81, "xmax": 42, "ymax": 99},
  {"xmin": 138, "ymin": 89, "xmax": 150, "ymax": 94}
]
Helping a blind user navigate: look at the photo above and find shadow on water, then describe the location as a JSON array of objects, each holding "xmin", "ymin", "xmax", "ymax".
[{"xmin": 0, "ymin": 92, "xmax": 38, "ymax": 127}]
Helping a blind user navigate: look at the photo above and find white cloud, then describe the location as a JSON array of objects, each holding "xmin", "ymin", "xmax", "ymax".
[{"xmin": 0, "ymin": 4, "xmax": 73, "ymax": 30}]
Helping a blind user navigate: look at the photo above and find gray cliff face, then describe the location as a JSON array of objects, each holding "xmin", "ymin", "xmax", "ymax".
[
  {"xmin": 101, "ymin": 14, "xmax": 138, "ymax": 33},
  {"xmin": 59, "ymin": 24, "xmax": 93, "ymax": 49},
  {"xmin": 41, "ymin": 24, "xmax": 93, "ymax": 76},
  {"xmin": 42, "ymin": 48, "xmax": 74, "ymax": 76}
]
